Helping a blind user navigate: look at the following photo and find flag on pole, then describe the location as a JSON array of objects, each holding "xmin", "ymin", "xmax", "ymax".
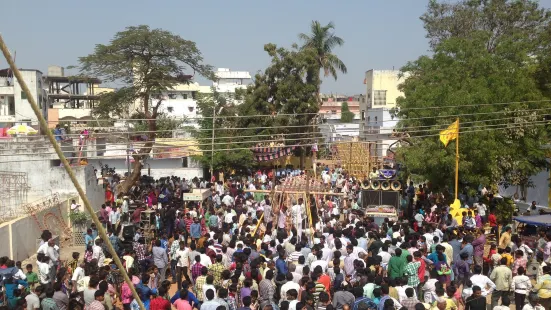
[{"xmin": 439, "ymin": 119, "xmax": 459, "ymax": 147}]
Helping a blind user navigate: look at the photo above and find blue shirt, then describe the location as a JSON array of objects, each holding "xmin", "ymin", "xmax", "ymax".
[
  {"xmin": 377, "ymin": 296, "xmax": 390, "ymax": 310},
  {"xmin": 53, "ymin": 128, "xmax": 62, "ymax": 141},
  {"xmin": 427, "ymin": 252, "xmax": 447, "ymax": 264},
  {"xmin": 190, "ymin": 223, "xmax": 201, "ymax": 239},
  {"xmin": 85, "ymin": 234, "xmax": 94, "ymax": 247},
  {"xmin": 275, "ymin": 258, "xmax": 288, "ymax": 275},
  {"xmin": 170, "ymin": 290, "xmax": 200, "ymax": 306}
]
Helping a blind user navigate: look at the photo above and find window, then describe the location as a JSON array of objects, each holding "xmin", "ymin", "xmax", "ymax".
[
  {"xmin": 182, "ymin": 93, "xmax": 188, "ymax": 100},
  {"xmin": 373, "ymin": 90, "xmax": 387, "ymax": 106},
  {"xmin": 167, "ymin": 107, "xmax": 174, "ymax": 113},
  {"xmin": 182, "ymin": 157, "xmax": 188, "ymax": 168},
  {"xmin": 375, "ymin": 116, "xmax": 378, "ymax": 123},
  {"xmin": 367, "ymin": 116, "xmax": 371, "ymax": 124},
  {"xmin": 21, "ymin": 91, "xmax": 27, "ymax": 100},
  {"xmin": 192, "ymin": 91, "xmax": 197, "ymax": 99},
  {"xmin": 188, "ymin": 106, "xmax": 194, "ymax": 112},
  {"xmin": 168, "ymin": 93, "xmax": 177, "ymax": 99},
  {"xmin": 50, "ymin": 159, "xmax": 61, "ymax": 167},
  {"xmin": 361, "ymin": 110, "xmax": 365, "ymax": 121},
  {"xmin": 331, "ymin": 110, "xmax": 337, "ymax": 114}
]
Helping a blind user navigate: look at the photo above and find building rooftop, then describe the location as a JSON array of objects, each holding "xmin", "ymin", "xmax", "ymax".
[
  {"xmin": 45, "ymin": 75, "xmax": 101, "ymax": 84},
  {"xmin": 214, "ymin": 68, "xmax": 251, "ymax": 80},
  {"xmin": 0, "ymin": 68, "xmax": 43, "ymax": 77}
]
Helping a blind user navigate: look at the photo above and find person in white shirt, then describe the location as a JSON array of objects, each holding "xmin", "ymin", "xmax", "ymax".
[
  {"xmin": 92, "ymin": 239, "xmax": 105, "ymax": 267},
  {"xmin": 470, "ymin": 265, "xmax": 496, "ymax": 297},
  {"xmin": 70, "ymin": 199, "xmax": 81, "ymax": 212},
  {"xmin": 71, "ymin": 261, "xmax": 86, "ymax": 293},
  {"xmin": 377, "ymin": 246, "xmax": 392, "ymax": 269},
  {"xmin": 199, "ymin": 251, "xmax": 212, "ymax": 268},
  {"xmin": 280, "ymin": 273, "xmax": 300, "ymax": 304},
  {"xmin": 512, "ymin": 267, "xmax": 532, "ymax": 309},
  {"xmin": 522, "ymin": 293, "xmax": 546, "ymax": 310},
  {"xmin": 37, "ymin": 255, "xmax": 50, "ymax": 285},
  {"xmin": 175, "ymin": 242, "xmax": 191, "ymax": 286},
  {"xmin": 109, "ymin": 207, "xmax": 120, "ymax": 228},
  {"xmin": 474, "ymin": 200, "xmax": 487, "ymax": 222},
  {"xmin": 290, "ymin": 199, "xmax": 304, "ymax": 237},
  {"xmin": 202, "ymin": 275, "xmax": 217, "ymax": 300}
]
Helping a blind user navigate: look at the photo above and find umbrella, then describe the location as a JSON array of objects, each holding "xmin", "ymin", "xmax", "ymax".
[{"xmin": 7, "ymin": 124, "xmax": 38, "ymax": 135}]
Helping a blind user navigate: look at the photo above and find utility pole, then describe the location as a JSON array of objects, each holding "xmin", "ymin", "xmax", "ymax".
[
  {"xmin": 210, "ymin": 104, "xmax": 216, "ymax": 178},
  {"xmin": 126, "ymin": 132, "xmax": 131, "ymax": 176}
]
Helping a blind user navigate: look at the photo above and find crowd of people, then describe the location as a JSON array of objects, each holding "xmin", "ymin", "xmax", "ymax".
[{"xmin": 2, "ymin": 168, "xmax": 551, "ymax": 310}]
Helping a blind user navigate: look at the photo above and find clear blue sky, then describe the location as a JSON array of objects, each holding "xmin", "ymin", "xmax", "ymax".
[{"xmin": 1, "ymin": 0, "xmax": 550, "ymax": 94}]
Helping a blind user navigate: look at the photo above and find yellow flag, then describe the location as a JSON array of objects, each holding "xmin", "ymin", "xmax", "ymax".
[{"xmin": 439, "ymin": 120, "xmax": 459, "ymax": 147}]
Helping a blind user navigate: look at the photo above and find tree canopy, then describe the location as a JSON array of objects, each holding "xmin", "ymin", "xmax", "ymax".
[
  {"xmin": 193, "ymin": 89, "xmax": 253, "ymax": 174},
  {"xmin": 237, "ymin": 44, "xmax": 320, "ymax": 163},
  {"xmin": 299, "ymin": 21, "xmax": 347, "ymax": 104},
  {"xmin": 395, "ymin": 0, "xmax": 551, "ymax": 191},
  {"xmin": 340, "ymin": 102, "xmax": 355, "ymax": 123},
  {"xmin": 74, "ymin": 25, "xmax": 212, "ymax": 193}
]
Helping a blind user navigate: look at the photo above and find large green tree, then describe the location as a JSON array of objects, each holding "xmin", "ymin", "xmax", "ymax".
[
  {"xmin": 340, "ymin": 102, "xmax": 355, "ymax": 123},
  {"xmin": 193, "ymin": 89, "xmax": 253, "ymax": 174},
  {"xmin": 396, "ymin": 0, "xmax": 551, "ymax": 191},
  {"xmin": 299, "ymin": 21, "xmax": 347, "ymax": 104},
  {"xmin": 237, "ymin": 44, "xmax": 320, "ymax": 168},
  {"xmin": 74, "ymin": 25, "xmax": 212, "ymax": 193}
]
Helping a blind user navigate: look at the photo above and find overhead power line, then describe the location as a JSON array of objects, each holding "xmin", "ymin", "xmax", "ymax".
[
  {"xmin": 8, "ymin": 112, "xmax": 550, "ymax": 151},
  {"xmin": 1, "ymin": 120, "xmax": 548, "ymax": 160}
]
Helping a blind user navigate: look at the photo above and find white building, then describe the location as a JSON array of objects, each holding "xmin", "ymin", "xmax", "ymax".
[
  {"xmin": 140, "ymin": 68, "xmax": 251, "ymax": 121},
  {"xmin": 319, "ymin": 123, "xmax": 360, "ymax": 143},
  {"xmin": 213, "ymin": 68, "xmax": 251, "ymax": 104},
  {"xmin": 0, "ymin": 69, "xmax": 48, "ymax": 127},
  {"xmin": 158, "ymin": 82, "xmax": 212, "ymax": 122},
  {"xmin": 361, "ymin": 70, "xmax": 406, "ymax": 157},
  {"xmin": 91, "ymin": 141, "xmax": 204, "ymax": 180}
]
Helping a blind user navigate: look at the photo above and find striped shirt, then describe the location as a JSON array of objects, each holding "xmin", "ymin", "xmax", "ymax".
[
  {"xmin": 313, "ymin": 282, "xmax": 326, "ymax": 303},
  {"xmin": 287, "ymin": 251, "xmax": 302, "ymax": 264}
]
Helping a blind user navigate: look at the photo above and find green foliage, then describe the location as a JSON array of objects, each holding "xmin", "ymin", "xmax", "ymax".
[
  {"xmin": 69, "ymin": 211, "xmax": 89, "ymax": 226},
  {"xmin": 75, "ymin": 24, "xmax": 212, "ymax": 130},
  {"xmin": 298, "ymin": 21, "xmax": 347, "ymax": 103},
  {"xmin": 237, "ymin": 44, "xmax": 320, "ymax": 152},
  {"xmin": 298, "ymin": 21, "xmax": 347, "ymax": 80},
  {"xmin": 396, "ymin": 0, "xmax": 551, "ymax": 191},
  {"xmin": 130, "ymin": 111, "xmax": 183, "ymax": 139},
  {"xmin": 340, "ymin": 102, "xmax": 355, "ymax": 123},
  {"xmin": 73, "ymin": 25, "xmax": 212, "ymax": 192},
  {"xmin": 193, "ymin": 89, "xmax": 253, "ymax": 173}
]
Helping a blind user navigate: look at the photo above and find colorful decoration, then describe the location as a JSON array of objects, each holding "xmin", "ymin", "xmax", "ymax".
[{"xmin": 252, "ymin": 146, "xmax": 297, "ymax": 162}]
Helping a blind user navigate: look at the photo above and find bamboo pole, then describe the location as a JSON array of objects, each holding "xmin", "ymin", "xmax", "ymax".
[
  {"xmin": 455, "ymin": 118, "xmax": 460, "ymax": 200},
  {"xmin": 0, "ymin": 35, "xmax": 145, "ymax": 310}
]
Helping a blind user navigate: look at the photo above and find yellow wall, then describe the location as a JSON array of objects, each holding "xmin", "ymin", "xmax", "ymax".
[{"xmin": 365, "ymin": 70, "xmax": 406, "ymax": 109}]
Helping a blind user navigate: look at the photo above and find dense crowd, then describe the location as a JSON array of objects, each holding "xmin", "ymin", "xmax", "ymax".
[{"xmin": 1, "ymin": 168, "xmax": 551, "ymax": 310}]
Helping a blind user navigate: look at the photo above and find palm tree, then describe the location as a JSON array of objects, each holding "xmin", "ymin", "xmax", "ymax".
[{"xmin": 299, "ymin": 21, "xmax": 347, "ymax": 104}]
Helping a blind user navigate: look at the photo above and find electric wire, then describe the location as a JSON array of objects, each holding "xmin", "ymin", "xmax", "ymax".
[{"xmin": 1, "ymin": 120, "xmax": 548, "ymax": 163}]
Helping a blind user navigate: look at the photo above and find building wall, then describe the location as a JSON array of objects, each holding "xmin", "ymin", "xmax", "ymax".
[
  {"xmin": 0, "ymin": 196, "xmax": 76, "ymax": 261},
  {"xmin": 88, "ymin": 158, "xmax": 204, "ymax": 181},
  {"xmin": 0, "ymin": 70, "xmax": 47, "ymax": 125},
  {"xmin": 364, "ymin": 70, "xmax": 405, "ymax": 109},
  {"xmin": 0, "ymin": 137, "xmax": 105, "ymax": 205}
]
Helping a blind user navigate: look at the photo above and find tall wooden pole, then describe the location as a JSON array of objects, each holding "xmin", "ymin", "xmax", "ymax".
[{"xmin": 454, "ymin": 118, "xmax": 460, "ymax": 200}]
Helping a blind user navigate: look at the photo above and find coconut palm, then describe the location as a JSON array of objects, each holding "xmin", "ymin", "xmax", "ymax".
[{"xmin": 298, "ymin": 21, "xmax": 347, "ymax": 103}]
